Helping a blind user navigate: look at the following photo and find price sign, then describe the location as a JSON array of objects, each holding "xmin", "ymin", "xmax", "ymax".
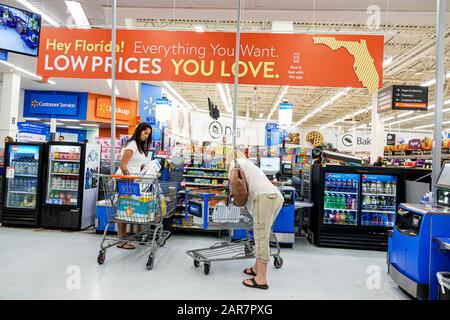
[{"xmin": 6, "ymin": 166, "xmax": 15, "ymax": 179}]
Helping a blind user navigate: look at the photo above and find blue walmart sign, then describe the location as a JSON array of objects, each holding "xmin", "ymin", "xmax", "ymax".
[
  {"xmin": 29, "ymin": 93, "xmax": 77, "ymax": 116},
  {"xmin": 24, "ymin": 90, "xmax": 88, "ymax": 120},
  {"xmin": 139, "ymin": 83, "xmax": 161, "ymax": 125}
]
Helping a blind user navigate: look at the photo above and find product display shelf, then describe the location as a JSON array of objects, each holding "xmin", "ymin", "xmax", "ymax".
[
  {"xmin": 184, "ymin": 167, "xmax": 227, "ymax": 172},
  {"xmin": 325, "ymin": 191, "xmax": 358, "ymax": 195},
  {"xmin": 171, "ymin": 167, "xmax": 229, "ymax": 231},
  {"xmin": 384, "ymin": 154, "xmax": 450, "ymax": 160},
  {"xmin": 51, "ymin": 159, "xmax": 81, "ymax": 163},
  {"xmin": 183, "ymin": 174, "xmax": 228, "ymax": 179}
]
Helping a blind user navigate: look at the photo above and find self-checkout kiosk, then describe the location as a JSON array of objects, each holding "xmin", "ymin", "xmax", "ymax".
[
  {"xmin": 231, "ymin": 157, "xmax": 296, "ymax": 246},
  {"xmin": 388, "ymin": 161, "xmax": 450, "ymax": 300}
]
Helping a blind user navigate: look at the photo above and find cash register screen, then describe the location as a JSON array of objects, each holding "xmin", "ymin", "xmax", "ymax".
[
  {"xmin": 260, "ymin": 157, "xmax": 280, "ymax": 175},
  {"xmin": 437, "ymin": 162, "xmax": 450, "ymax": 187}
]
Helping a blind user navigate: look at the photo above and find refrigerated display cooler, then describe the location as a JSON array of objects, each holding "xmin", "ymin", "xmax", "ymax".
[
  {"xmin": 1, "ymin": 143, "xmax": 47, "ymax": 227},
  {"xmin": 309, "ymin": 164, "xmax": 404, "ymax": 250},
  {"xmin": 41, "ymin": 142, "xmax": 101, "ymax": 230}
]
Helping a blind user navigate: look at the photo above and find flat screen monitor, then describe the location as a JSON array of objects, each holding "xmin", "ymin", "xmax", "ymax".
[
  {"xmin": 437, "ymin": 161, "xmax": 450, "ymax": 188},
  {"xmin": 260, "ymin": 157, "xmax": 280, "ymax": 175},
  {"xmin": 0, "ymin": 3, "xmax": 42, "ymax": 57}
]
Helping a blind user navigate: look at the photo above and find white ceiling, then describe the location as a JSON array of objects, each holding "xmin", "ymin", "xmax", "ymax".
[{"xmin": 1, "ymin": 0, "xmax": 450, "ymax": 132}]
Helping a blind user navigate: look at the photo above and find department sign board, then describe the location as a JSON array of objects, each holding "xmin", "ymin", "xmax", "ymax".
[{"xmin": 378, "ymin": 85, "xmax": 428, "ymax": 112}]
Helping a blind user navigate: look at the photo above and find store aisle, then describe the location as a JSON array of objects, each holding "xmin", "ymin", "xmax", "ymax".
[{"xmin": 0, "ymin": 227, "xmax": 409, "ymax": 300}]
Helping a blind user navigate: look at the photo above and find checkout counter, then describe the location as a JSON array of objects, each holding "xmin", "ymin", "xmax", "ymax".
[{"xmin": 388, "ymin": 161, "xmax": 450, "ymax": 300}]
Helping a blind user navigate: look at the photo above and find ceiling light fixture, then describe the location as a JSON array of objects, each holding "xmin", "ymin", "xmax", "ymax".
[
  {"xmin": 0, "ymin": 60, "xmax": 56, "ymax": 85},
  {"xmin": 15, "ymin": 0, "xmax": 60, "ymax": 27},
  {"xmin": 383, "ymin": 57, "xmax": 393, "ymax": 68},
  {"xmin": 385, "ymin": 99, "xmax": 450, "ymax": 127},
  {"xmin": 106, "ymin": 79, "xmax": 120, "ymax": 96},
  {"xmin": 80, "ymin": 123, "xmax": 100, "ymax": 127},
  {"xmin": 194, "ymin": 25, "xmax": 205, "ymax": 32},
  {"xmin": 414, "ymin": 120, "xmax": 450, "ymax": 130},
  {"xmin": 299, "ymin": 88, "xmax": 351, "ymax": 126},
  {"xmin": 268, "ymin": 86, "xmax": 289, "ymax": 120},
  {"xmin": 65, "ymin": 126, "xmax": 83, "ymax": 129},
  {"xmin": 217, "ymin": 83, "xmax": 232, "ymax": 113},
  {"xmin": 397, "ymin": 111, "xmax": 414, "ymax": 118},
  {"xmin": 420, "ymin": 71, "xmax": 450, "ymax": 87},
  {"xmin": 161, "ymin": 81, "xmax": 194, "ymax": 110},
  {"xmin": 65, "ymin": 1, "xmax": 91, "ymax": 29},
  {"xmin": 60, "ymin": 119, "xmax": 80, "ymax": 123}
]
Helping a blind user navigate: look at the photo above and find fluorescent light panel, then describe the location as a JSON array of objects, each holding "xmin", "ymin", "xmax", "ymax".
[
  {"xmin": 0, "ymin": 60, "xmax": 56, "ymax": 85},
  {"xmin": 415, "ymin": 120, "xmax": 450, "ymax": 130},
  {"xmin": 60, "ymin": 119, "xmax": 80, "ymax": 123},
  {"xmin": 217, "ymin": 83, "xmax": 232, "ymax": 113},
  {"xmin": 421, "ymin": 71, "xmax": 450, "ymax": 87},
  {"xmin": 80, "ymin": 124, "xmax": 99, "ymax": 127},
  {"xmin": 383, "ymin": 57, "xmax": 393, "ymax": 68},
  {"xmin": 161, "ymin": 81, "xmax": 194, "ymax": 110},
  {"xmin": 15, "ymin": 0, "xmax": 60, "ymax": 27},
  {"xmin": 268, "ymin": 86, "xmax": 289, "ymax": 120},
  {"xmin": 106, "ymin": 79, "xmax": 120, "ymax": 96},
  {"xmin": 65, "ymin": 1, "xmax": 90, "ymax": 28},
  {"xmin": 297, "ymin": 88, "xmax": 350, "ymax": 125}
]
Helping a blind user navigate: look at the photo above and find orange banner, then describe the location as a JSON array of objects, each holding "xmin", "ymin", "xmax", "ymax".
[{"xmin": 37, "ymin": 28, "xmax": 384, "ymax": 93}]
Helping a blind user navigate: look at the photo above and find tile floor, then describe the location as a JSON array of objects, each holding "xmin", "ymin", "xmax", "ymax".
[{"xmin": 0, "ymin": 227, "xmax": 410, "ymax": 300}]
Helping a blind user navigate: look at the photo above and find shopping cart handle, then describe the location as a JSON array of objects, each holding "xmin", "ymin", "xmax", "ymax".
[{"xmin": 109, "ymin": 175, "xmax": 141, "ymax": 179}]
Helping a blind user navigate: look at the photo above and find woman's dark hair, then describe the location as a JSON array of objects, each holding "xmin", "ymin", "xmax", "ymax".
[{"xmin": 125, "ymin": 122, "xmax": 152, "ymax": 156}]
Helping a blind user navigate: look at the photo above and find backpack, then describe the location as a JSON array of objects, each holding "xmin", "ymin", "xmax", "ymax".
[{"xmin": 229, "ymin": 153, "xmax": 249, "ymax": 207}]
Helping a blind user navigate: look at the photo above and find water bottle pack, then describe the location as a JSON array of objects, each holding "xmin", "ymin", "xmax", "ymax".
[{"xmin": 117, "ymin": 193, "xmax": 159, "ymax": 221}]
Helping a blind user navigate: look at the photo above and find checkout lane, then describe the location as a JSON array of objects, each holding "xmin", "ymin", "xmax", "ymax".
[{"xmin": 388, "ymin": 161, "xmax": 450, "ymax": 300}]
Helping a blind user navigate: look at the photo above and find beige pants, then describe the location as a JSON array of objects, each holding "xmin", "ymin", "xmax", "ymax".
[{"xmin": 252, "ymin": 193, "xmax": 284, "ymax": 263}]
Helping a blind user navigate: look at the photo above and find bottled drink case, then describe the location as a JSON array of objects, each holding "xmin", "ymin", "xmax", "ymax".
[
  {"xmin": 310, "ymin": 165, "xmax": 405, "ymax": 251},
  {"xmin": 41, "ymin": 142, "xmax": 101, "ymax": 230},
  {"xmin": 1, "ymin": 143, "xmax": 47, "ymax": 227}
]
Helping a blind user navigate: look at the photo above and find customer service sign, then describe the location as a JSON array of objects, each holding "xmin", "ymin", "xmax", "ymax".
[{"xmin": 37, "ymin": 28, "xmax": 384, "ymax": 93}]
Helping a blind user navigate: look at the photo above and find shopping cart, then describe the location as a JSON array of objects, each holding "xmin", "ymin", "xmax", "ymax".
[
  {"xmin": 185, "ymin": 191, "xmax": 283, "ymax": 275},
  {"xmin": 96, "ymin": 174, "xmax": 179, "ymax": 270}
]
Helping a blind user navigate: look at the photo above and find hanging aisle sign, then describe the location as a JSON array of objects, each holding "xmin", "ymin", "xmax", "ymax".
[
  {"xmin": 139, "ymin": 83, "xmax": 161, "ymax": 125},
  {"xmin": 37, "ymin": 28, "xmax": 384, "ymax": 93},
  {"xmin": 278, "ymin": 102, "xmax": 293, "ymax": 126}
]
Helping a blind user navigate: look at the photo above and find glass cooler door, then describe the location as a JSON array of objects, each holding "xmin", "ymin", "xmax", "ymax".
[
  {"xmin": 323, "ymin": 173, "xmax": 360, "ymax": 226},
  {"xmin": 361, "ymin": 174, "xmax": 397, "ymax": 227},
  {"xmin": 5, "ymin": 144, "xmax": 40, "ymax": 210},
  {"xmin": 46, "ymin": 144, "xmax": 81, "ymax": 206}
]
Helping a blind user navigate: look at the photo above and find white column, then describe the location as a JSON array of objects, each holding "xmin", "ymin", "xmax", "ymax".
[
  {"xmin": 432, "ymin": 0, "xmax": 446, "ymax": 197},
  {"xmin": 0, "ymin": 73, "xmax": 21, "ymax": 139},
  {"xmin": 370, "ymin": 94, "xmax": 384, "ymax": 163}
]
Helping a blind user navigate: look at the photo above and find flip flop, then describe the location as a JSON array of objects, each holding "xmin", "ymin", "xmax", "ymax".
[
  {"xmin": 117, "ymin": 242, "xmax": 136, "ymax": 250},
  {"xmin": 242, "ymin": 277, "xmax": 269, "ymax": 290},
  {"xmin": 243, "ymin": 267, "xmax": 257, "ymax": 276}
]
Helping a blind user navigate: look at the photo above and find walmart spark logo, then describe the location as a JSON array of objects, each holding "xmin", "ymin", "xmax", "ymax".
[
  {"xmin": 31, "ymin": 100, "xmax": 39, "ymax": 108},
  {"xmin": 142, "ymin": 97, "xmax": 156, "ymax": 115},
  {"xmin": 99, "ymin": 103, "xmax": 109, "ymax": 114}
]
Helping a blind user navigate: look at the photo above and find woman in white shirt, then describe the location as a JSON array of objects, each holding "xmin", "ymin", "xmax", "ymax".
[
  {"xmin": 227, "ymin": 151, "xmax": 284, "ymax": 290},
  {"xmin": 116, "ymin": 122, "xmax": 152, "ymax": 250}
]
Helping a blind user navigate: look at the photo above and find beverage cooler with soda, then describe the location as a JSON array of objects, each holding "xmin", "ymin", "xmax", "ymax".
[
  {"xmin": 1, "ymin": 143, "xmax": 47, "ymax": 227},
  {"xmin": 41, "ymin": 142, "xmax": 101, "ymax": 230},
  {"xmin": 310, "ymin": 165, "xmax": 404, "ymax": 251}
]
